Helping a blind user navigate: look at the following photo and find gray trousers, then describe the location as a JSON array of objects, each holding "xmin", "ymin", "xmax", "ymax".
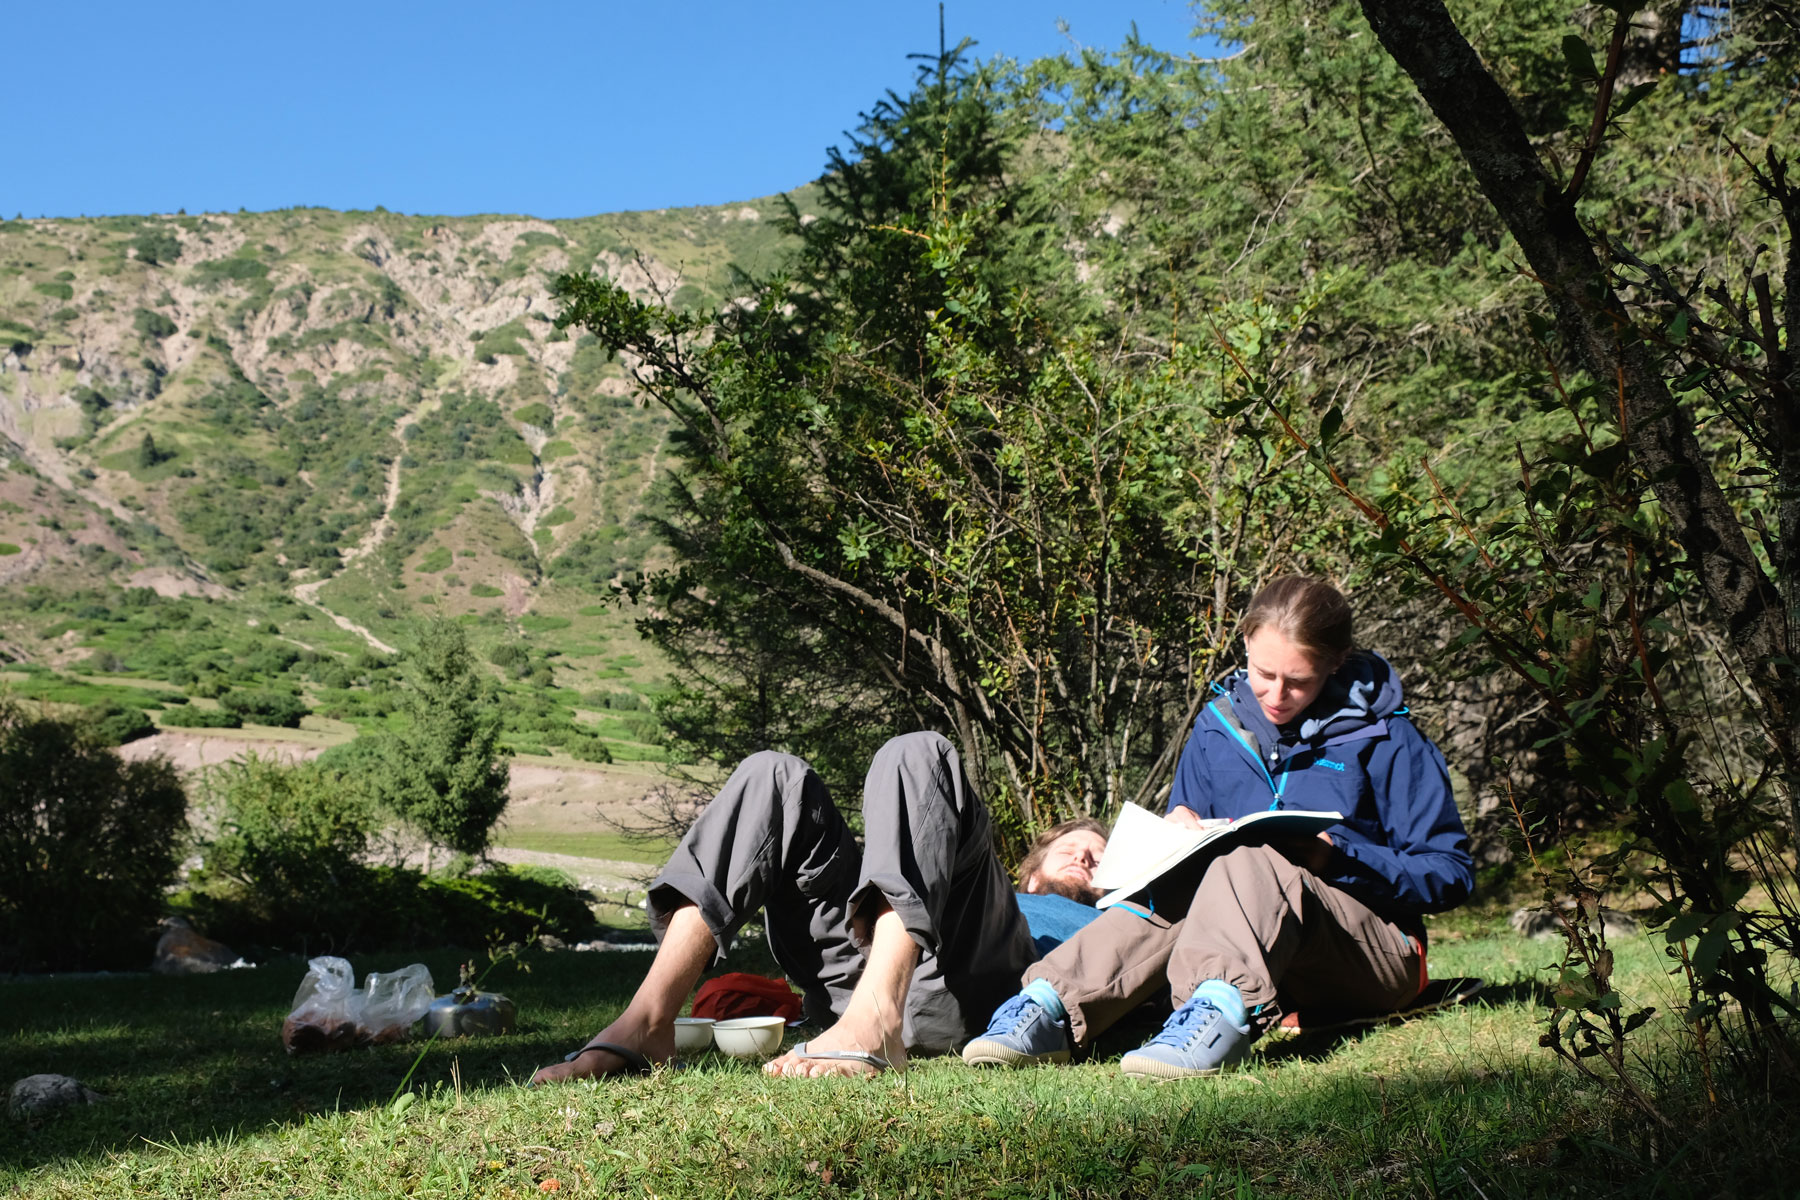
[
  {"xmin": 647, "ymin": 731, "xmax": 1037, "ymax": 1054},
  {"xmin": 1024, "ymin": 843, "xmax": 1423, "ymax": 1045}
]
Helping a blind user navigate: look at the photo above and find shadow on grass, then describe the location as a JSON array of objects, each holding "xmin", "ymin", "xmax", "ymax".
[{"xmin": 0, "ymin": 944, "xmax": 684, "ymax": 1172}]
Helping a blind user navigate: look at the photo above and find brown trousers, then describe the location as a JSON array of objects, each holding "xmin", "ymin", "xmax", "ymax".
[{"xmin": 1024, "ymin": 843, "xmax": 1423, "ymax": 1044}]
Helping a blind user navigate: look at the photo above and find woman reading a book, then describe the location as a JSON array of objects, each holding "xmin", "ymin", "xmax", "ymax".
[{"xmin": 962, "ymin": 575, "xmax": 1473, "ymax": 1078}]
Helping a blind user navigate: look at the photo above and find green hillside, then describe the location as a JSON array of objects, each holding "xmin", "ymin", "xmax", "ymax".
[{"xmin": 0, "ymin": 194, "xmax": 814, "ymax": 756}]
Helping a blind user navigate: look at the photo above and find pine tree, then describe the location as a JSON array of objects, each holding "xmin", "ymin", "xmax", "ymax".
[{"xmin": 373, "ymin": 620, "xmax": 510, "ymax": 862}]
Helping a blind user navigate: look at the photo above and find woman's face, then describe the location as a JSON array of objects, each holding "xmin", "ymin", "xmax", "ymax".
[{"xmin": 1244, "ymin": 627, "xmax": 1333, "ymax": 726}]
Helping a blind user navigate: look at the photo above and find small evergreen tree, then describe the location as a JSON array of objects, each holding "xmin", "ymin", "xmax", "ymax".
[
  {"xmin": 136, "ymin": 431, "xmax": 166, "ymax": 469},
  {"xmin": 373, "ymin": 620, "xmax": 511, "ymax": 861}
]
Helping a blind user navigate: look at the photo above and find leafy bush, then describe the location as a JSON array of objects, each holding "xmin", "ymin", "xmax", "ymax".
[
  {"xmin": 218, "ymin": 689, "xmax": 309, "ymax": 728},
  {"xmin": 83, "ymin": 701, "xmax": 158, "ymax": 745},
  {"xmin": 0, "ymin": 701, "xmax": 187, "ymax": 970},
  {"xmin": 470, "ymin": 584, "xmax": 504, "ymax": 598},
  {"xmin": 133, "ymin": 308, "xmax": 178, "ymax": 340},
  {"xmin": 130, "ymin": 229, "xmax": 182, "ymax": 265},
  {"xmin": 190, "ymin": 756, "xmax": 374, "ymax": 935},
  {"xmin": 159, "ymin": 706, "xmax": 242, "ymax": 729}
]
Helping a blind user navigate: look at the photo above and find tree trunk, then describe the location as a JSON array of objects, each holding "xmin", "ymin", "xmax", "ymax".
[{"xmin": 1356, "ymin": 0, "xmax": 1800, "ymax": 820}]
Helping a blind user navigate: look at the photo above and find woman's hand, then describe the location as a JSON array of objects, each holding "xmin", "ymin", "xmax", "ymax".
[
  {"xmin": 1164, "ymin": 806, "xmax": 1204, "ymax": 830},
  {"xmin": 1279, "ymin": 831, "xmax": 1336, "ymax": 874}
]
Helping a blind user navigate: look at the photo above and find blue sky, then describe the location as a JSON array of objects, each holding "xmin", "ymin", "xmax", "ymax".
[{"xmin": 17, "ymin": 2, "xmax": 1208, "ymax": 221}]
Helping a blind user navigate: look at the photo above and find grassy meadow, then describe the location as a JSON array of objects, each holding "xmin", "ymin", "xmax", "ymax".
[{"xmin": 4, "ymin": 912, "xmax": 1790, "ymax": 1199}]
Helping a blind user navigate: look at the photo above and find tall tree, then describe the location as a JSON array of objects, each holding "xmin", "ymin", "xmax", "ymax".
[
  {"xmin": 561, "ymin": 49, "xmax": 1334, "ymax": 840},
  {"xmin": 373, "ymin": 620, "xmax": 511, "ymax": 862},
  {"xmin": 1351, "ymin": 0, "xmax": 1798, "ymax": 1068}
]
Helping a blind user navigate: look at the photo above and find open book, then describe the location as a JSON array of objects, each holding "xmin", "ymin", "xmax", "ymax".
[{"xmin": 1091, "ymin": 802, "xmax": 1343, "ymax": 910}]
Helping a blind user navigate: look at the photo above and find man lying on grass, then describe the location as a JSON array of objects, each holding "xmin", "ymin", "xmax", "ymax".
[{"xmin": 530, "ymin": 731, "xmax": 1108, "ymax": 1082}]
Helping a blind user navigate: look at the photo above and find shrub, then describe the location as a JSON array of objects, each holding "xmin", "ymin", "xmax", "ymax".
[
  {"xmin": 0, "ymin": 701, "xmax": 187, "ymax": 970},
  {"xmin": 191, "ymin": 756, "xmax": 372, "ymax": 915},
  {"xmin": 83, "ymin": 701, "xmax": 158, "ymax": 745},
  {"xmin": 159, "ymin": 706, "xmax": 242, "ymax": 729},
  {"xmin": 133, "ymin": 308, "xmax": 178, "ymax": 340},
  {"xmin": 130, "ymin": 229, "xmax": 182, "ymax": 265},
  {"xmin": 218, "ymin": 689, "xmax": 309, "ymax": 728}
]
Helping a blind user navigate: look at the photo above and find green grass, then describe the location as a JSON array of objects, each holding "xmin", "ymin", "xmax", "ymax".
[
  {"xmin": 494, "ymin": 830, "xmax": 674, "ymax": 865},
  {"xmin": 2, "ymin": 923, "xmax": 1792, "ymax": 1198}
]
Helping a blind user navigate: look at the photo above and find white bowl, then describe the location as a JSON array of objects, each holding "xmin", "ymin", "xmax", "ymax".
[
  {"xmin": 711, "ymin": 1016, "xmax": 785, "ymax": 1058},
  {"xmin": 673, "ymin": 1017, "xmax": 715, "ymax": 1054}
]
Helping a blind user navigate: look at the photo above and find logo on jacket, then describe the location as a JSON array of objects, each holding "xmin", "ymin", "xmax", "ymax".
[{"xmin": 1316, "ymin": 758, "xmax": 1346, "ymax": 771}]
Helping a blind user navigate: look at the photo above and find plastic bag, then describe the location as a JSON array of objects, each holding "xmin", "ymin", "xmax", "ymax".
[
  {"xmin": 360, "ymin": 964, "xmax": 436, "ymax": 1044},
  {"xmin": 281, "ymin": 957, "xmax": 436, "ymax": 1054},
  {"xmin": 282, "ymin": 956, "xmax": 362, "ymax": 1055}
]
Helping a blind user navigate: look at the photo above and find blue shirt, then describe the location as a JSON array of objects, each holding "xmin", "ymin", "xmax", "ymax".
[{"xmin": 1015, "ymin": 891, "xmax": 1102, "ymax": 958}]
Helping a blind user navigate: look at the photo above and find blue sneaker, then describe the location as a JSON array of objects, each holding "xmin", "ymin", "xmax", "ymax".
[
  {"xmin": 1119, "ymin": 996, "xmax": 1255, "ymax": 1079},
  {"xmin": 961, "ymin": 993, "xmax": 1072, "ymax": 1067}
]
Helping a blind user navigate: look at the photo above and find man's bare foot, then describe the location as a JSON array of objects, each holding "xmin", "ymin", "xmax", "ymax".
[
  {"xmin": 763, "ymin": 1012, "xmax": 905, "ymax": 1078},
  {"xmin": 530, "ymin": 1015, "xmax": 676, "ymax": 1085}
]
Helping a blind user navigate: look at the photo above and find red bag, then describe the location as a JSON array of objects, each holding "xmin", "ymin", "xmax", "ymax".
[{"xmin": 690, "ymin": 972, "xmax": 804, "ymax": 1022}]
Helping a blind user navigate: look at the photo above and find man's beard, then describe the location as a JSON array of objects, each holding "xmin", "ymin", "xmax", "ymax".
[{"xmin": 1032, "ymin": 876, "xmax": 1101, "ymax": 906}]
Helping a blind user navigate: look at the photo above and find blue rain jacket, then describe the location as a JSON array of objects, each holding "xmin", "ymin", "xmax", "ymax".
[{"xmin": 1167, "ymin": 651, "xmax": 1473, "ymax": 923}]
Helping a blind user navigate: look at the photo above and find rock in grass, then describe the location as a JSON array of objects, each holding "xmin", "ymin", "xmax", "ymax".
[
  {"xmin": 8, "ymin": 1075, "xmax": 105, "ymax": 1118},
  {"xmin": 152, "ymin": 916, "xmax": 240, "ymax": 975},
  {"xmin": 1509, "ymin": 905, "xmax": 1643, "ymax": 940}
]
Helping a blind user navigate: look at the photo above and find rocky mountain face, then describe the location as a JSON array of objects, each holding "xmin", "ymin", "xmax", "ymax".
[{"xmin": 0, "ymin": 199, "xmax": 802, "ymax": 649}]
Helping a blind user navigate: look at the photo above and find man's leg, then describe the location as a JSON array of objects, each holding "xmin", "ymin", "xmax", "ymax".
[
  {"xmin": 529, "ymin": 905, "xmax": 714, "ymax": 1084},
  {"xmin": 765, "ymin": 731, "xmax": 1037, "ymax": 1076},
  {"xmin": 533, "ymin": 750, "xmax": 863, "ymax": 1084}
]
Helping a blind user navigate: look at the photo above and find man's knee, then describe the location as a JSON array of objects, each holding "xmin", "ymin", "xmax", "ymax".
[{"xmin": 872, "ymin": 731, "xmax": 955, "ymax": 770}]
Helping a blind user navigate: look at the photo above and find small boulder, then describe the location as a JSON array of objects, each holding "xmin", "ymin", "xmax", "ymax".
[
  {"xmin": 152, "ymin": 917, "xmax": 240, "ymax": 975},
  {"xmin": 8, "ymin": 1074, "xmax": 104, "ymax": 1119},
  {"xmin": 1509, "ymin": 905, "xmax": 1643, "ymax": 941}
]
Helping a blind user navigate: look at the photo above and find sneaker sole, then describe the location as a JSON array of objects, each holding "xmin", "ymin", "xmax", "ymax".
[
  {"xmin": 1118, "ymin": 1052, "xmax": 1242, "ymax": 1080},
  {"xmin": 960, "ymin": 1038, "xmax": 1071, "ymax": 1068}
]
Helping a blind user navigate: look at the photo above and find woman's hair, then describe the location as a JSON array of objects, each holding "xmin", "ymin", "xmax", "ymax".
[
  {"xmin": 1016, "ymin": 816, "xmax": 1110, "ymax": 891},
  {"xmin": 1240, "ymin": 575, "xmax": 1355, "ymax": 668}
]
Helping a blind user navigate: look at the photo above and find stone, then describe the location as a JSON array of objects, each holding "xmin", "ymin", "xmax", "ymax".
[
  {"xmin": 1509, "ymin": 905, "xmax": 1643, "ymax": 941},
  {"xmin": 151, "ymin": 917, "xmax": 241, "ymax": 975},
  {"xmin": 8, "ymin": 1074, "xmax": 104, "ymax": 1118}
]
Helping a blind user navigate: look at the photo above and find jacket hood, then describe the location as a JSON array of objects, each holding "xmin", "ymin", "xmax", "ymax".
[{"xmin": 1227, "ymin": 649, "xmax": 1404, "ymax": 744}]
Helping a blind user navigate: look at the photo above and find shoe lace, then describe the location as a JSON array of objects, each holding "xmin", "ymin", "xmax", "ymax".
[
  {"xmin": 994, "ymin": 993, "xmax": 1039, "ymax": 1035},
  {"xmin": 1147, "ymin": 999, "xmax": 1218, "ymax": 1050}
]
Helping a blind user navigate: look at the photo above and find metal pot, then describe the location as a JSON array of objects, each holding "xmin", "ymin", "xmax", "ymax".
[{"xmin": 423, "ymin": 987, "xmax": 517, "ymax": 1038}]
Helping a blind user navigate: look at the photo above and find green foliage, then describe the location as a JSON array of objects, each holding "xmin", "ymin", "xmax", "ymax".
[
  {"xmin": 132, "ymin": 307, "xmax": 177, "ymax": 340},
  {"xmin": 558, "ymin": 46, "xmax": 1333, "ymax": 825},
  {"xmin": 188, "ymin": 254, "xmax": 270, "ymax": 290},
  {"xmin": 370, "ymin": 621, "xmax": 511, "ymax": 857},
  {"xmin": 0, "ymin": 699, "xmax": 187, "ymax": 970},
  {"xmin": 218, "ymin": 688, "xmax": 309, "ymax": 728},
  {"xmin": 81, "ymin": 700, "xmax": 157, "ymax": 745},
  {"xmin": 190, "ymin": 755, "xmax": 375, "ymax": 933},
  {"xmin": 129, "ymin": 228, "xmax": 182, "ymax": 265},
  {"xmin": 33, "ymin": 281, "xmax": 73, "ymax": 301},
  {"xmin": 471, "ymin": 320, "xmax": 530, "ymax": 360},
  {"xmin": 512, "ymin": 402, "xmax": 553, "ymax": 430},
  {"xmin": 136, "ymin": 430, "xmax": 172, "ymax": 469},
  {"xmin": 158, "ymin": 705, "xmax": 242, "ymax": 729},
  {"xmin": 185, "ymin": 754, "xmax": 595, "ymax": 951},
  {"xmin": 469, "ymin": 583, "xmax": 504, "ymax": 598}
]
